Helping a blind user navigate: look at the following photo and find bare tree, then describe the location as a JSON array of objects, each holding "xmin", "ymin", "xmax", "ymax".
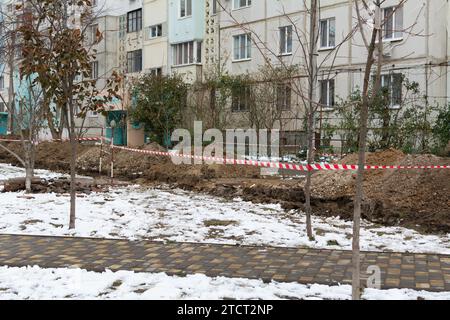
[
  {"xmin": 0, "ymin": 1, "xmax": 47, "ymax": 193},
  {"xmin": 351, "ymin": 0, "xmax": 420, "ymax": 299},
  {"xmin": 0, "ymin": 79, "xmax": 45, "ymax": 192},
  {"xmin": 216, "ymin": 0, "xmax": 357, "ymax": 240}
]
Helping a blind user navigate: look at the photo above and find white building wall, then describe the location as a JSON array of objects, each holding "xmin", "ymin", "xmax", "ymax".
[
  {"xmin": 142, "ymin": 0, "xmax": 168, "ymax": 74},
  {"xmin": 217, "ymin": 0, "xmax": 449, "ymax": 141}
]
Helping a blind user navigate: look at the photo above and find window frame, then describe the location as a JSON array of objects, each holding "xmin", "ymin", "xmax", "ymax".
[
  {"xmin": 172, "ymin": 41, "xmax": 202, "ymax": 66},
  {"xmin": 90, "ymin": 61, "xmax": 99, "ymax": 80},
  {"xmin": 319, "ymin": 17, "xmax": 336, "ymax": 50},
  {"xmin": 89, "ymin": 23, "xmax": 99, "ymax": 45},
  {"xmin": 231, "ymin": 86, "xmax": 251, "ymax": 113},
  {"xmin": 212, "ymin": 0, "xmax": 218, "ymax": 15},
  {"xmin": 319, "ymin": 79, "xmax": 335, "ymax": 110},
  {"xmin": 149, "ymin": 67, "xmax": 163, "ymax": 76},
  {"xmin": 127, "ymin": 49, "xmax": 143, "ymax": 74},
  {"xmin": 127, "ymin": 9, "xmax": 143, "ymax": 33},
  {"xmin": 232, "ymin": 33, "xmax": 252, "ymax": 62},
  {"xmin": 380, "ymin": 73, "xmax": 403, "ymax": 109},
  {"xmin": 279, "ymin": 25, "xmax": 293, "ymax": 56},
  {"xmin": 148, "ymin": 24, "xmax": 163, "ymax": 39},
  {"xmin": 276, "ymin": 83, "xmax": 292, "ymax": 111},
  {"xmin": 232, "ymin": 0, "xmax": 252, "ymax": 10},
  {"xmin": 179, "ymin": 0, "xmax": 192, "ymax": 19},
  {"xmin": 382, "ymin": 5, "xmax": 404, "ymax": 41}
]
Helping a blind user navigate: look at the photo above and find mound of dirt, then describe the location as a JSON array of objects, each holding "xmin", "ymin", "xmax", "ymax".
[
  {"xmin": 305, "ymin": 149, "xmax": 450, "ymax": 233},
  {"xmin": 309, "ymin": 148, "xmax": 406, "ymax": 198},
  {"xmin": 76, "ymin": 145, "xmax": 261, "ymax": 183}
]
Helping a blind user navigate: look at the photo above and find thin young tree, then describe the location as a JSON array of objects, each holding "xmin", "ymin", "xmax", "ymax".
[
  {"xmin": 216, "ymin": 0, "xmax": 357, "ymax": 240},
  {"xmin": 0, "ymin": 79, "xmax": 46, "ymax": 193},
  {"xmin": 18, "ymin": 0, "xmax": 121, "ymax": 229},
  {"xmin": 0, "ymin": 1, "xmax": 46, "ymax": 193},
  {"xmin": 352, "ymin": 0, "xmax": 418, "ymax": 299}
]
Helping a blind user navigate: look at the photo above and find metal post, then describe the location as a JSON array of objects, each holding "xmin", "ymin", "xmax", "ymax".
[
  {"xmin": 99, "ymin": 136, "xmax": 103, "ymax": 174},
  {"xmin": 111, "ymin": 129, "xmax": 114, "ymax": 185}
]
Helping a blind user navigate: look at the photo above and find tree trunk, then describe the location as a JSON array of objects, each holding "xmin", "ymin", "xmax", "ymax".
[
  {"xmin": 64, "ymin": 102, "xmax": 77, "ymax": 230},
  {"xmin": 69, "ymin": 134, "xmax": 77, "ymax": 229},
  {"xmin": 24, "ymin": 142, "xmax": 34, "ymax": 193},
  {"xmin": 352, "ymin": 25, "xmax": 379, "ymax": 301},
  {"xmin": 7, "ymin": 32, "xmax": 16, "ymax": 133},
  {"xmin": 46, "ymin": 111, "xmax": 61, "ymax": 140},
  {"xmin": 304, "ymin": 0, "xmax": 319, "ymax": 241},
  {"xmin": 25, "ymin": 165, "xmax": 33, "ymax": 193},
  {"xmin": 305, "ymin": 111, "xmax": 315, "ymax": 240}
]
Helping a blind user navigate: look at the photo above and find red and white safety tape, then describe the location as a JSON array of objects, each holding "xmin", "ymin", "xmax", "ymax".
[
  {"xmin": 1, "ymin": 137, "xmax": 103, "ymax": 143},
  {"xmin": 52, "ymin": 137, "xmax": 103, "ymax": 142},
  {"xmin": 110, "ymin": 145, "xmax": 450, "ymax": 172},
  {"xmin": 2, "ymin": 136, "xmax": 449, "ymax": 171}
]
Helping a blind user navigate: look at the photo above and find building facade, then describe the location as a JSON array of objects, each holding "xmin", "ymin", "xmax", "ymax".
[
  {"xmin": 215, "ymin": 0, "xmax": 449, "ymax": 151},
  {"xmin": 167, "ymin": 0, "xmax": 205, "ymax": 83},
  {"xmin": 1, "ymin": 0, "xmax": 449, "ymax": 150}
]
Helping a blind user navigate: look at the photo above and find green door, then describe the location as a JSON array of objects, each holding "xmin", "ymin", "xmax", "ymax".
[
  {"xmin": 0, "ymin": 113, "xmax": 8, "ymax": 135},
  {"xmin": 106, "ymin": 111, "xmax": 127, "ymax": 146}
]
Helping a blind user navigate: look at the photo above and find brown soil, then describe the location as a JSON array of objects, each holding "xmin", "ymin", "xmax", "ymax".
[{"xmin": 0, "ymin": 142, "xmax": 449, "ymax": 234}]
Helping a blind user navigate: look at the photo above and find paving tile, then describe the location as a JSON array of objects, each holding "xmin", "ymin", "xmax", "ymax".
[{"xmin": 0, "ymin": 234, "xmax": 449, "ymax": 292}]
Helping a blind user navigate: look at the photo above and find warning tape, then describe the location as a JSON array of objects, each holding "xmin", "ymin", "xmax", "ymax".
[
  {"xmin": 2, "ymin": 136, "xmax": 448, "ymax": 171},
  {"xmin": 1, "ymin": 137, "xmax": 103, "ymax": 143},
  {"xmin": 0, "ymin": 139, "xmax": 24, "ymax": 143},
  {"xmin": 110, "ymin": 145, "xmax": 450, "ymax": 172},
  {"xmin": 52, "ymin": 137, "xmax": 103, "ymax": 142}
]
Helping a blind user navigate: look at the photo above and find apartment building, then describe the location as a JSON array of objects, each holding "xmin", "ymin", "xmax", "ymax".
[
  {"xmin": 2, "ymin": 1, "xmax": 448, "ymax": 150},
  {"xmin": 142, "ymin": 0, "xmax": 168, "ymax": 75},
  {"xmin": 75, "ymin": 0, "xmax": 144, "ymax": 145},
  {"xmin": 215, "ymin": 0, "xmax": 449, "ymax": 150},
  {"xmin": 168, "ymin": 0, "xmax": 205, "ymax": 83}
]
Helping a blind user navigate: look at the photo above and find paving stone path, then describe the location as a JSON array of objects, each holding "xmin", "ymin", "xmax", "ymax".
[{"xmin": 0, "ymin": 234, "xmax": 449, "ymax": 291}]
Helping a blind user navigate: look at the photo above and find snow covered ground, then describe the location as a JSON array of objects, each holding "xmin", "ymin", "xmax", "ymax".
[
  {"xmin": 0, "ymin": 266, "xmax": 448, "ymax": 300},
  {"xmin": 0, "ymin": 170, "xmax": 448, "ymax": 253},
  {"xmin": 0, "ymin": 163, "xmax": 449, "ymax": 254},
  {"xmin": 0, "ymin": 164, "xmax": 67, "ymax": 181}
]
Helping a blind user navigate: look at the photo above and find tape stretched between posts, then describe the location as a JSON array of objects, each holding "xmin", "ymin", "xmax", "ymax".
[{"xmin": 109, "ymin": 144, "xmax": 450, "ymax": 172}]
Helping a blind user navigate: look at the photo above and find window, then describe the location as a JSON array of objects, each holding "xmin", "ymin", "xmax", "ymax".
[
  {"xmin": 148, "ymin": 24, "xmax": 162, "ymax": 39},
  {"xmin": 127, "ymin": 49, "xmax": 143, "ymax": 73},
  {"xmin": 320, "ymin": 79, "xmax": 335, "ymax": 109},
  {"xmin": 383, "ymin": 6, "xmax": 403, "ymax": 40},
  {"xmin": 233, "ymin": 0, "xmax": 251, "ymax": 10},
  {"xmin": 212, "ymin": 0, "xmax": 218, "ymax": 14},
  {"xmin": 179, "ymin": 0, "xmax": 192, "ymax": 18},
  {"xmin": 149, "ymin": 68, "xmax": 163, "ymax": 76},
  {"xmin": 127, "ymin": 9, "xmax": 142, "ymax": 33},
  {"xmin": 320, "ymin": 18, "xmax": 335, "ymax": 49},
  {"xmin": 87, "ymin": 111, "xmax": 98, "ymax": 118},
  {"xmin": 90, "ymin": 61, "xmax": 99, "ymax": 79},
  {"xmin": 0, "ymin": 102, "xmax": 4, "ymax": 112},
  {"xmin": 276, "ymin": 84, "xmax": 291, "ymax": 110},
  {"xmin": 233, "ymin": 33, "xmax": 251, "ymax": 61},
  {"xmin": 89, "ymin": 24, "xmax": 99, "ymax": 44},
  {"xmin": 380, "ymin": 74, "xmax": 403, "ymax": 107},
  {"xmin": 232, "ymin": 87, "xmax": 251, "ymax": 112},
  {"xmin": 172, "ymin": 41, "xmax": 201, "ymax": 66},
  {"xmin": 279, "ymin": 26, "xmax": 293, "ymax": 55},
  {"xmin": 0, "ymin": 76, "xmax": 4, "ymax": 90}
]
